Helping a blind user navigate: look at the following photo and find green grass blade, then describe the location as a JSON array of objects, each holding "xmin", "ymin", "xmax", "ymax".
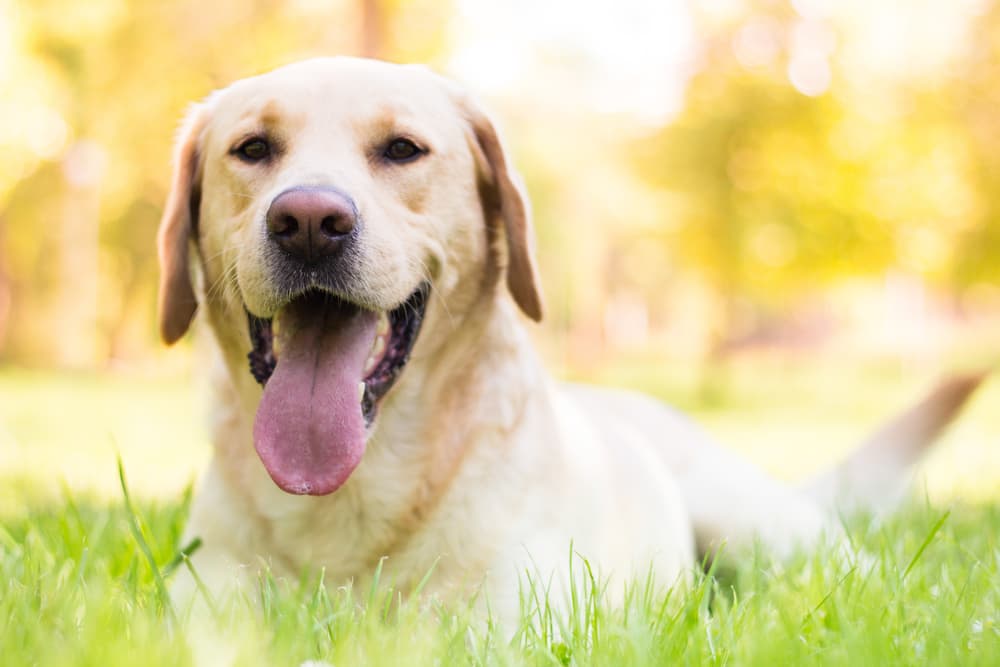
[
  {"xmin": 903, "ymin": 510, "xmax": 950, "ymax": 579},
  {"xmin": 117, "ymin": 453, "xmax": 176, "ymax": 622}
]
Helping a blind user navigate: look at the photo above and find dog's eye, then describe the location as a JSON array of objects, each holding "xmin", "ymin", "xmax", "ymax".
[
  {"xmin": 384, "ymin": 138, "xmax": 423, "ymax": 163},
  {"xmin": 235, "ymin": 138, "xmax": 271, "ymax": 162}
]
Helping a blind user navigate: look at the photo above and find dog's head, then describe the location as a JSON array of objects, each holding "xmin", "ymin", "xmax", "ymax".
[{"xmin": 157, "ymin": 57, "xmax": 543, "ymax": 496}]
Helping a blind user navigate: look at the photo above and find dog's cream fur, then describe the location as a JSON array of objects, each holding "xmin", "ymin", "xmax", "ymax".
[{"xmin": 159, "ymin": 57, "xmax": 984, "ymax": 619}]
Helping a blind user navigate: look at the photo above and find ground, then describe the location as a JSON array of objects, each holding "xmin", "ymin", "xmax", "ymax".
[{"xmin": 2, "ymin": 355, "xmax": 999, "ymax": 665}]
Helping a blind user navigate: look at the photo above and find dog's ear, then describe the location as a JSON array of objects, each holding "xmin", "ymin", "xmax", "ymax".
[
  {"xmin": 461, "ymin": 97, "xmax": 544, "ymax": 322},
  {"xmin": 157, "ymin": 102, "xmax": 210, "ymax": 344}
]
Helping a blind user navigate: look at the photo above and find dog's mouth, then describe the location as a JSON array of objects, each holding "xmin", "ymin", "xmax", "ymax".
[{"xmin": 246, "ymin": 283, "xmax": 429, "ymax": 496}]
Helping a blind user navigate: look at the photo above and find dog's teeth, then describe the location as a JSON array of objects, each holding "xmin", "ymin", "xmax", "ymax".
[
  {"xmin": 357, "ymin": 382, "xmax": 366, "ymax": 403},
  {"xmin": 363, "ymin": 333, "xmax": 387, "ymax": 375},
  {"xmin": 271, "ymin": 319, "xmax": 281, "ymax": 357},
  {"xmin": 377, "ymin": 312, "xmax": 390, "ymax": 336}
]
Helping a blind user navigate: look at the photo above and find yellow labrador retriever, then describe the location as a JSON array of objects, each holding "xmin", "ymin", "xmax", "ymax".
[{"xmin": 159, "ymin": 57, "xmax": 984, "ymax": 617}]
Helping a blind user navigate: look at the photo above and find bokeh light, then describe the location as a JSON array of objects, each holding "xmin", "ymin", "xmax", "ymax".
[{"xmin": 1, "ymin": 0, "xmax": 998, "ymax": 503}]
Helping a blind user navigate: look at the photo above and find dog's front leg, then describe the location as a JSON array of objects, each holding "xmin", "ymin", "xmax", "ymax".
[{"xmin": 169, "ymin": 462, "xmax": 263, "ymax": 617}]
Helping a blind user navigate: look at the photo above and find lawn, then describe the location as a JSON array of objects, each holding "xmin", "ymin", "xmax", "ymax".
[{"xmin": 2, "ymin": 358, "xmax": 999, "ymax": 665}]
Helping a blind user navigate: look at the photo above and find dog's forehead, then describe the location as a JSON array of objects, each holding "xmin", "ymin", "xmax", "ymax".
[{"xmin": 210, "ymin": 58, "xmax": 460, "ymax": 135}]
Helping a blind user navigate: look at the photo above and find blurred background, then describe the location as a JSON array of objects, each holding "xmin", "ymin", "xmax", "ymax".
[{"xmin": 1, "ymin": 0, "xmax": 998, "ymax": 508}]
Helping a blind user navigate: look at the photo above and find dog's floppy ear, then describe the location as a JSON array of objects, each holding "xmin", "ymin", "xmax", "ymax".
[
  {"xmin": 157, "ymin": 102, "xmax": 210, "ymax": 344},
  {"xmin": 461, "ymin": 97, "xmax": 544, "ymax": 322}
]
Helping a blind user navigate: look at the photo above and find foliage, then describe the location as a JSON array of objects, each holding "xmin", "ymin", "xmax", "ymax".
[
  {"xmin": 628, "ymin": 1, "xmax": 1000, "ymax": 322},
  {"xmin": 0, "ymin": 0, "xmax": 453, "ymax": 364},
  {"xmin": 0, "ymin": 0, "xmax": 997, "ymax": 368}
]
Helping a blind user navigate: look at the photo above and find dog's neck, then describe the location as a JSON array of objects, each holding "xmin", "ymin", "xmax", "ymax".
[{"xmin": 389, "ymin": 293, "xmax": 546, "ymax": 495}]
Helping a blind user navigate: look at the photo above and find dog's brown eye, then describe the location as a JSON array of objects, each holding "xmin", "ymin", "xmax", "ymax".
[
  {"xmin": 384, "ymin": 138, "xmax": 422, "ymax": 162},
  {"xmin": 236, "ymin": 138, "xmax": 271, "ymax": 162}
]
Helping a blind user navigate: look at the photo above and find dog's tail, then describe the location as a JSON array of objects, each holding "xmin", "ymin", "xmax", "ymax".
[{"xmin": 803, "ymin": 369, "xmax": 990, "ymax": 513}]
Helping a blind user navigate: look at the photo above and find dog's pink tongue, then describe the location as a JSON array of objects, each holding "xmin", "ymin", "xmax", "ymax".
[{"xmin": 253, "ymin": 298, "xmax": 377, "ymax": 495}]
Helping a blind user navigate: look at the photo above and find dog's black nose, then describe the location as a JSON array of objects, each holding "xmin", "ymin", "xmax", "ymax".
[{"xmin": 266, "ymin": 187, "xmax": 358, "ymax": 263}]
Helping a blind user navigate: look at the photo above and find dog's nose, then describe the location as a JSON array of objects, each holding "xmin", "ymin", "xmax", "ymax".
[{"xmin": 266, "ymin": 187, "xmax": 357, "ymax": 263}]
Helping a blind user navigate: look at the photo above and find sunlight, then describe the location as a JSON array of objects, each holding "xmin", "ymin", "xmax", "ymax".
[{"xmin": 447, "ymin": 0, "xmax": 695, "ymax": 124}]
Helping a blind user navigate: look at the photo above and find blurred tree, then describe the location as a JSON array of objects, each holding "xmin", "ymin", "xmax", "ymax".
[
  {"xmin": 631, "ymin": 0, "xmax": 989, "ymax": 364},
  {"xmin": 0, "ymin": 216, "xmax": 10, "ymax": 349},
  {"xmin": 950, "ymin": 1, "xmax": 1000, "ymax": 291},
  {"xmin": 0, "ymin": 0, "xmax": 453, "ymax": 367},
  {"xmin": 0, "ymin": 0, "xmax": 993, "ymax": 371}
]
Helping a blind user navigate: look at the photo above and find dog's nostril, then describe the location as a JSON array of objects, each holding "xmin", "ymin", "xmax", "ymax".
[
  {"xmin": 320, "ymin": 215, "xmax": 350, "ymax": 237},
  {"xmin": 273, "ymin": 215, "xmax": 298, "ymax": 237}
]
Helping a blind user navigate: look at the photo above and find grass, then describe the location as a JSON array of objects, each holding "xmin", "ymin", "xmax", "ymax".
[
  {"xmin": 2, "ymin": 359, "xmax": 1000, "ymax": 664},
  {"xmin": 4, "ymin": 490, "xmax": 1000, "ymax": 665},
  {"xmin": 0, "ymin": 366, "xmax": 209, "ymax": 509}
]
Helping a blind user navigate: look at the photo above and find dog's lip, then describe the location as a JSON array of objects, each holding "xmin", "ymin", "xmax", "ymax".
[
  {"xmin": 246, "ymin": 282, "xmax": 430, "ymax": 424},
  {"xmin": 245, "ymin": 287, "xmax": 383, "ymax": 321}
]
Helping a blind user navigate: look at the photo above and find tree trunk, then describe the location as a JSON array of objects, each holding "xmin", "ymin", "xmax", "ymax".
[
  {"xmin": 0, "ymin": 215, "xmax": 11, "ymax": 356},
  {"xmin": 359, "ymin": 0, "xmax": 383, "ymax": 58}
]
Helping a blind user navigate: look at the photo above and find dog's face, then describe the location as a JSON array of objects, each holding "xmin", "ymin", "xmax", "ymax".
[{"xmin": 157, "ymin": 58, "xmax": 543, "ymax": 496}]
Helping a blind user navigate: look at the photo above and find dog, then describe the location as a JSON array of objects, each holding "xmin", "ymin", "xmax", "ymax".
[{"xmin": 158, "ymin": 57, "xmax": 985, "ymax": 620}]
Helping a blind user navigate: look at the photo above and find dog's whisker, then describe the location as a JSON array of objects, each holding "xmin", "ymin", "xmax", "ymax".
[
  {"xmin": 203, "ymin": 258, "xmax": 240, "ymax": 305},
  {"xmin": 414, "ymin": 257, "xmax": 459, "ymax": 331},
  {"xmin": 221, "ymin": 189, "xmax": 257, "ymax": 202}
]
